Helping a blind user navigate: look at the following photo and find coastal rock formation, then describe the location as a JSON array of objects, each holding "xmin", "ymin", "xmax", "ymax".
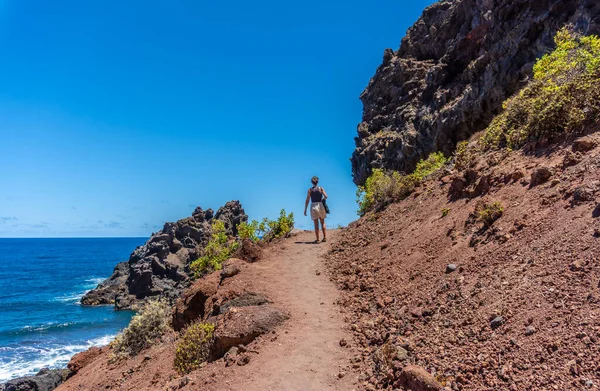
[
  {"xmin": 2, "ymin": 368, "xmax": 69, "ymax": 391},
  {"xmin": 351, "ymin": 0, "xmax": 600, "ymax": 185},
  {"xmin": 81, "ymin": 201, "xmax": 248, "ymax": 309}
]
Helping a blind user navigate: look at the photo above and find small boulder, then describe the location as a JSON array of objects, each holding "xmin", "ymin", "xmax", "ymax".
[
  {"xmin": 397, "ymin": 365, "xmax": 443, "ymax": 391},
  {"xmin": 490, "ymin": 316, "xmax": 505, "ymax": 330},
  {"xmin": 445, "ymin": 264, "xmax": 457, "ymax": 274},
  {"xmin": 525, "ymin": 326, "xmax": 536, "ymax": 336},
  {"xmin": 572, "ymin": 186, "xmax": 596, "ymax": 205},
  {"xmin": 530, "ymin": 167, "xmax": 553, "ymax": 187},
  {"xmin": 449, "ymin": 176, "xmax": 467, "ymax": 200},
  {"xmin": 570, "ymin": 260, "xmax": 585, "ymax": 272},
  {"xmin": 236, "ymin": 353, "xmax": 251, "ymax": 366},
  {"xmin": 221, "ymin": 259, "xmax": 243, "ymax": 280},
  {"xmin": 573, "ymin": 136, "xmax": 598, "ymax": 153},
  {"xmin": 563, "ymin": 151, "xmax": 583, "ymax": 168},
  {"xmin": 211, "ymin": 305, "xmax": 288, "ymax": 359}
]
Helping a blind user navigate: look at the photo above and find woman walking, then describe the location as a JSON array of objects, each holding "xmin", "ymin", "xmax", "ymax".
[{"xmin": 304, "ymin": 176, "xmax": 328, "ymax": 243}]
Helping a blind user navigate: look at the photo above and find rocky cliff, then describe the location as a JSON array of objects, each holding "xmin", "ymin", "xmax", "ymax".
[
  {"xmin": 81, "ymin": 201, "xmax": 247, "ymax": 309},
  {"xmin": 351, "ymin": 0, "xmax": 600, "ymax": 186}
]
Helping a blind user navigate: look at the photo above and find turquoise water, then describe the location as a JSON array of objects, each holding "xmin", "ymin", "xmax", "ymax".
[{"xmin": 0, "ymin": 238, "xmax": 145, "ymax": 381}]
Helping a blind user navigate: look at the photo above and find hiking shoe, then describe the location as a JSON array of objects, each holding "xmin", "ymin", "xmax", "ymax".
[
  {"xmin": 314, "ymin": 240, "xmax": 321, "ymax": 244},
  {"xmin": 322, "ymin": 238, "xmax": 327, "ymax": 242}
]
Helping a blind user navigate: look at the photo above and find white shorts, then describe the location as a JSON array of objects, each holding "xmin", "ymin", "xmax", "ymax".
[{"xmin": 310, "ymin": 202, "xmax": 326, "ymax": 220}]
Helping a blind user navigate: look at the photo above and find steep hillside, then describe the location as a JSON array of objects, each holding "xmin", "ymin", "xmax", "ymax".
[
  {"xmin": 352, "ymin": 0, "xmax": 600, "ymax": 185},
  {"xmin": 329, "ymin": 129, "xmax": 600, "ymax": 390}
]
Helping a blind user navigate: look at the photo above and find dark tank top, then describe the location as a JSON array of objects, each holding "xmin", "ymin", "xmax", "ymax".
[{"xmin": 310, "ymin": 186, "xmax": 323, "ymax": 202}]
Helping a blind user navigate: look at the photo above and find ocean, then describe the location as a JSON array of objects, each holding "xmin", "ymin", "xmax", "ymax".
[{"xmin": 0, "ymin": 237, "xmax": 146, "ymax": 382}]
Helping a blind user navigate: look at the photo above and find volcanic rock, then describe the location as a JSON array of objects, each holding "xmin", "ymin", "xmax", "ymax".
[
  {"xmin": 81, "ymin": 201, "xmax": 247, "ymax": 310},
  {"xmin": 490, "ymin": 316, "xmax": 505, "ymax": 330},
  {"xmin": 351, "ymin": 0, "xmax": 600, "ymax": 185},
  {"xmin": 4, "ymin": 368, "xmax": 69, "ymax": 391}
]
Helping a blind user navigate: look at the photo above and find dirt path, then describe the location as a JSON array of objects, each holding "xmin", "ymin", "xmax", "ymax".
[
  {"xmin": 221, "ymin": 229, "xmax": 357, "ymax": 391},
  {"xmin": 55, "ymin": 230, "xmax": 357, "ymax": 391}
]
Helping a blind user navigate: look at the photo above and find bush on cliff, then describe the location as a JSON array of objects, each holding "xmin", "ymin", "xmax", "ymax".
[
  {"xmin": 477, "ymin": 201, "xmax": 504, "ymax": 227},
  {"xmin": 237, "ymin": 209, "xmax": 294, "ymax": 242},
  {"xmin": 481, "ymin": 28, "xmax": 600, "ymax": 150},
  {"xmin": 191, "ymin": 220, "xmax": 239, "ymax": 277},
  {"xmin": 357, "ymin": 152, "xmax": 448, "ymax": 215},
  {"xmin": 174, "ymin": 321, "xmax": 215, "ymax": 374},
  {"xmin": 111, "ymin": 299, "xmax": 171, "ymax": 358}
]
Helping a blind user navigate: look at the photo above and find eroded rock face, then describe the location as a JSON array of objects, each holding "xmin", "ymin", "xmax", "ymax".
[
  {"xmin": 351, "ymin": 0, "xmax": 600, "ymax": 186},
  {"xmin": 81, "ymin": 201, "xmax": 248, "ymax": 309},
  {"xmin": 67, "ymin": 347, "xmax": 105, "ymax": 375}
]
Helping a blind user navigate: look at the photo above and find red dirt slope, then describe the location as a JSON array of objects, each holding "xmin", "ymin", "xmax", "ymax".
[{"xmin": 327, "ymin": 132, "xmax": 600, "ymax": 390}]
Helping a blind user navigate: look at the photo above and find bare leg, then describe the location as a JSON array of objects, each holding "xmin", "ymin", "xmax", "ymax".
[
  {"xmin": 313, "ymin": 219, "xmax": 320, "ymax": 242},
  {"xmin": 320, "ymin": 218, "xmax": 326, "ymax": 241}
]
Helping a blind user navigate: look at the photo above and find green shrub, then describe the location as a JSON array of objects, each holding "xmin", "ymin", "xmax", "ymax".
[
  {"xmin": 412, "ymin": 152, "xmax": 448, "ymax": 181},
  {"xmin": 480, "ymin": 28, "xmax": 600, "ymax": 150},
  {"xmin": 477, "ymin": 201, "xmax": 504, "ymax": 227},
  {"xmin": 261, "ymin": 209, "xmax": 294, "ymax": 241},
  {"xmin": 236, "ymin": 210, "xmax": 294, "ymax": 243},
  {"xmin": 441, "ymin": 208, "xmax": 451, "ymax": 218},
  {"xmin": 357, "ymin": 152, "xmax": 448, "ymax": 216},
  {"xmin": 191, "ymin": 220, "xmax": 239, "ymax": 276},
  {"xmin": 237, "ymin": 220, "xmax": 260, "ymax": 242},
  {"xmin": 454, "ymin": 141, "xmax": 477, "ymax": 171},
  {"xmin": 174, "ymin": 322, "xmax": 215, "ymax": 374},
  {"xmin": 111, "ymin": 299, "xmax": 171, "ymax": 358}
]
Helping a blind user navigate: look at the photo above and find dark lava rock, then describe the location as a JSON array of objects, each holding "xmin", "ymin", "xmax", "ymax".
[
  {"xmin": 4, "ymin": 368, "xmax": 69, "ymax": 391},
  {"xmin": 490, "ymin": 316, "xmax": 505, "ymax": 330},
  {"xmin": 350, "ymin": 0, "xmax": 600, "ymax": 186},
  {"xmin": 218, "ymin": 292, "xmax": 271, "ymax": 315},
  {"xmin": 572, "ymin": 185, "xmax": 596, "ymax": 205},
  {"xmin": 81, "ymin": 201, "xmax": 248, "ymax": 310},
  {"xmin": 525, "ymin": 326, "xmax": 536, "ymax": 336}
]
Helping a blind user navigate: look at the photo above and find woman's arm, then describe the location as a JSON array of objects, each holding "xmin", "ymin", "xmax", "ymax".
[
  {"xmin": 321, "ymin": 187, "xmax": 328, "ymax": 200},
  {"xmin": 304, "ymin": 190, "xmax": 311, "ymax": 216}
]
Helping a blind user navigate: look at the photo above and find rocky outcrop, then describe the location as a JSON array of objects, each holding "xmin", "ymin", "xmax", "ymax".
[
  {"xmin": 81, "ymin": 201, "xmax": 248, "ymax": 309},
  {"xmin": 210, "ymin": 305, "xmax": 289, "ymax": 359},
  {"xmin": 2, "ymin": 368, "xmax": 69, "ymax": 391},
  {"xmin": 351, "ymin": 0, "xmax": 600, "ymax": 185},
  {"xmin": 171, "ymin": 258, "xmax": 286, "ymax": 361}
]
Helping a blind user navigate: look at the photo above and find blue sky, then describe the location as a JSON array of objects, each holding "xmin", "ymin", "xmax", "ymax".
[{"xmin": 0, "ymin": 0, "xmax": 435, "ymax": 237}]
